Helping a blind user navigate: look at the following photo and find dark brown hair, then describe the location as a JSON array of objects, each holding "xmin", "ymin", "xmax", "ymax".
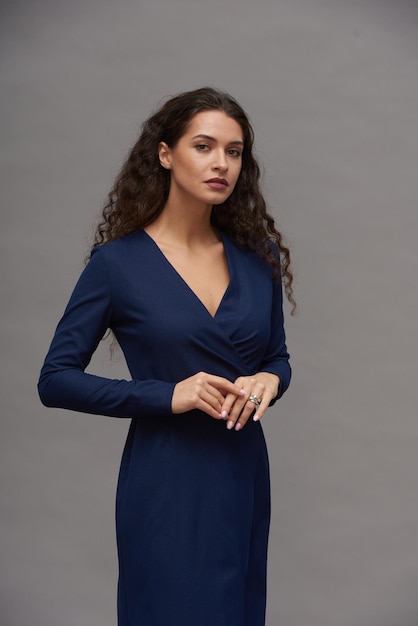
[{"xmin": 93, "ymin": 87, "xmax": 295, "ymax": 312}]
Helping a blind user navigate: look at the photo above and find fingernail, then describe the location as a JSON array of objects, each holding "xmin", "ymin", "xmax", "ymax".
[
  {"xmin": 240, "ymin": 389, "xmax": 247, "ymax": 396},
  {"xmin": 235, "ymin": 423, "xmax": 242, "ymax": 431},
  {"xmin": 221, "ymin": 410, "xmax": 228, "ymax": 419},
  {"xmin": 253, "ymin": 414, "xmax": 260, "ymax": 422},
  {"xmin": 227, "ymin": 420, "xmax": 234, "ymax": 430}
]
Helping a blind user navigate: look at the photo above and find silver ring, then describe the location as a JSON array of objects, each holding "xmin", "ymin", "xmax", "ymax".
[{"xmin": 248, "ymin": 394, "xmax": 261, "ymax": 407}]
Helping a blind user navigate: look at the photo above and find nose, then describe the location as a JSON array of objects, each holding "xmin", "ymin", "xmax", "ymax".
[{"xmin": 212, "ymin": 150, "xmax": 228, "ymax": 172}]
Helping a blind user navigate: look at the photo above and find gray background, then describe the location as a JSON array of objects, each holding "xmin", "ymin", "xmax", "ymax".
[{"xmin": 2, "ymin": 1, "xmax": 418, "ymax": 625}]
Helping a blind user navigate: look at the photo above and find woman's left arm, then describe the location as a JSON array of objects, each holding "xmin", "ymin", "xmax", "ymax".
[
  {"xmin": 221, "ymin": 276, "xmax": 291, "ymax": 431},
  {"xmin": 257, "ymin": 272, "xmax": 291, "ymax": 399}
]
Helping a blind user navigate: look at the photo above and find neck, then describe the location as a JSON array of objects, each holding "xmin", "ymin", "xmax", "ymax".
[{"xmin": 147, "ymin": 198, "xmax": 219, "ymax": 247}]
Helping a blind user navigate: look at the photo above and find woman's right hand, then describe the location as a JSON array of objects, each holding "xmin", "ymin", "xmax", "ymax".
[{"xmin": 171, "ymin": 372, "xmax": 246, "ymax": 419}]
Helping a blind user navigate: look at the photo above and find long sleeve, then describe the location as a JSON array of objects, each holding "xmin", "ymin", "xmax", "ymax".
[
  {"xmin": 38, "ymin": 247, "xmax": 175, "ymax": 418},
  {"xmin": 258, "ymin": 274, "xmax": 291, "ymax": 401}
]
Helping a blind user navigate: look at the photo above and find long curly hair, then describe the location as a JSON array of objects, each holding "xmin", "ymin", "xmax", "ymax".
[{"xmin": 93, "ymin": 87, "xmax": 295, "ymax": 312}]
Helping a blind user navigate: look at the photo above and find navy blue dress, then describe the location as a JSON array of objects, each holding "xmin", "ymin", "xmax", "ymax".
[{"xmin": 38, "ymin": 230, "xmax": 291, "ymax": 626}]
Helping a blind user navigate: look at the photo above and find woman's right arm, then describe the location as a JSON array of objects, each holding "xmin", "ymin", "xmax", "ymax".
[{"xmin": 38, "ymin": 248, "xmax": 176, "ymax": 419}]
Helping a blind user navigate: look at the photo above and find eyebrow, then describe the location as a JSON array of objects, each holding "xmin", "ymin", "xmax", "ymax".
[{"xmin": 191, "ymin": 133, "xmax": 244, "ymax": 146}]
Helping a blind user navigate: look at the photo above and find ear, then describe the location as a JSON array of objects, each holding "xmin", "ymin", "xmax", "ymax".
[{"xmin": 158, "ymin": 142, "xmax": 172, "ymax": 170}]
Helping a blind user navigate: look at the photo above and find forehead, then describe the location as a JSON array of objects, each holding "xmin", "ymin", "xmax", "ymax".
[{"xmin": 185, "ymin": 110, "xmax": 243, "ymax": 141}]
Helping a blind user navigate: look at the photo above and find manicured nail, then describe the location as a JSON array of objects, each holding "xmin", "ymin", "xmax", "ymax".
[
  {"xmin": 240, "ymin": 389, "xmax": 247, "ymax": 395},
  {"xmin": 227, "ymin": 420, "xmax": 234, "ymax": 430},
  {"xmin": 221, "ymin": 410, "xmax": 228, "ymax": 419},
  {"xmin": 235, "ymin": 422, "xmax": 242, "ymax": 431},
  {"xmin": 253, "ymin": 414, "xmax": 260, "ymax": 422}
]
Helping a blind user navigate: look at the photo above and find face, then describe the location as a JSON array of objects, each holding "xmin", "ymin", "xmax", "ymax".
[{"xmin": 159, "ymin": 110, "xmax": 244, "ymax": 209}]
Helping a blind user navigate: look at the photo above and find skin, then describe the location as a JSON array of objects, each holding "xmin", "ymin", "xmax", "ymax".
[{"xmin": 146, "ymin": 110, "xmax": 280, "ymax": 431}]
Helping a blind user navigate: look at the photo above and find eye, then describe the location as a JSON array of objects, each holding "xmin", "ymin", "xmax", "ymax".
[
  {"xmin": 228, "ymin": 149, "xmax": 242, "ymax": 158},
  {"xmin": 195, "ymin": 143, "xmax": 210, "ymax": 152}
]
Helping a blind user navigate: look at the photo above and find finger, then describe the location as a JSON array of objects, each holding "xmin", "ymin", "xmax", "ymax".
[
  {"xmin": 231, "ymin": 400, "xmax": 254, "ymax": 431},
  {"xmin": 204, "ymin": 374, "xmax": 247, "ymax": 398},
  {"xmin": 199, "ymin": 384, "xmax": 230, "ymax": 416},
  {"xmin": 219, "ymin": 376, "xmax": 249, "ymax": 419},
  {"xmin": 234, "ymin": 385, "xmax": 267, "ymax": 431},
  {"xmin": 205, "ymin": 382, "xmax": 227, "ymax": 406},
  {"xmin": 227, "ymin": 381, "xmax": 260, "ymax": 427},
  {"xmin": 251, "ymin": 390, "xmax": 274, "ymax": 422},
  {"xmin": 185, "ymin": 373, "xmax": 243, "ymax": 414},
  {"xmin": 225, "ymin": 395, "xmax": 249, "ymax": 429},
  {"xmin": 204, "ymin": 381, "xmax": 243, "ymax": 419},
  {"xmin": 200, "ymin": 377, "xmax": 247, "ymax": 418},
  {"xmin": 195, "ymin": 393, "xmax": 226, "ymax": 419},
  {"xmin": 219, "ymin": 391, "xmax": 242, "ymax": 419}
]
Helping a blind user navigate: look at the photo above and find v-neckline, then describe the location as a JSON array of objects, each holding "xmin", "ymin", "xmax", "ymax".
[{"xmin": 141, "ymin": 229, "xmax": 232, "ymax": 319}]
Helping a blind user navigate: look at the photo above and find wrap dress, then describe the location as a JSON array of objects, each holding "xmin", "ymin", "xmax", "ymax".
[{"xmin": 38, "ymin": 229, "xmax": 291, "ymax": 626}]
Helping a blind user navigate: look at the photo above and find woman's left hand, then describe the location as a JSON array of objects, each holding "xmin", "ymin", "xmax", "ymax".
[{"xmin": 220, "ymin": 372, "xmax": 280, "ymax": 431}]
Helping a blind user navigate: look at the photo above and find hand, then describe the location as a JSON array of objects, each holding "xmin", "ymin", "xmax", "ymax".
[
  {"xmin": 220, "ymin": 372, "xmax": 280, "ymax": 431},
  {"xmin": 171, "ymin": 372, "xmax": 247, "ymax": 419}
]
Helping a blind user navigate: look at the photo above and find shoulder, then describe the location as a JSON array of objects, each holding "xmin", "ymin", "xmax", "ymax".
[
  {"xmin": 91, "ymin": 230, "xmax": 149, "ymax": 262},
  {"xmin": 87, "ymin": 231, "xmax": 155, "ymax": 285},
  {"xmin": 222, "ymin": 231, "xmax": 276, "ymax": 278}
]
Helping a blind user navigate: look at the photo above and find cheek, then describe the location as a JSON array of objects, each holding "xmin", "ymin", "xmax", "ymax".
[{"xmin": 178, "ymin": 154, "xmax": 203, "ymax": 175}]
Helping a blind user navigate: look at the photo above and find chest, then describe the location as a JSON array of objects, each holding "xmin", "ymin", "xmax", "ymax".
[
  {"xmin": 107, "ymin": 231, "xmax": 274, "ymax": 358},
  {"xmin": 153, "ymin": 242, "xmax": 230, "ymax": 318}
]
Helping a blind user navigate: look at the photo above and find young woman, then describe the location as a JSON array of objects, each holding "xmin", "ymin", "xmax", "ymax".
[{"xmin": 38, "ymin": 87, "xmax": 295, "ymax": 626}]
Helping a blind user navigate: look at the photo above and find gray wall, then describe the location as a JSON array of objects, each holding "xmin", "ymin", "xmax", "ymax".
[{"xmin": 2, "ymin": 1, "xmax": 418, "ymax": 625}]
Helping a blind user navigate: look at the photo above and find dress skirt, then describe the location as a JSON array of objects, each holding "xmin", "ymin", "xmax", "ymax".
[{"xmin": 116, "ymin": 412, "xmax": 270, "ymax": 626}]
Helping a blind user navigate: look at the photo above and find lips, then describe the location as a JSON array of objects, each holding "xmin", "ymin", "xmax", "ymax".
[{"xmin": 205, "ymin": 178, "xmax": 229, "ymax": 190}]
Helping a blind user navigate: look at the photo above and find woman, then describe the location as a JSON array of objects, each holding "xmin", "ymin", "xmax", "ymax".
[{"xmin": 38, "ymin": 87, "xmax": 295, "ymax": 626}]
